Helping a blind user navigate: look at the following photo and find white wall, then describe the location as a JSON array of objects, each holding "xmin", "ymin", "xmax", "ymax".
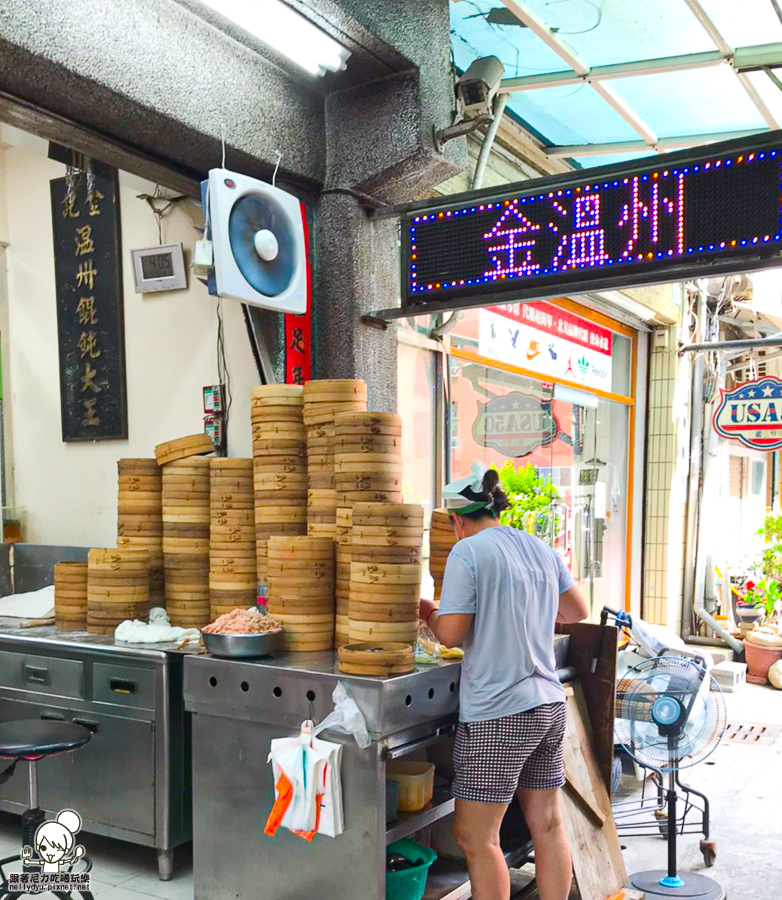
[{"xmin": 0, "ymin": 126, "xmax": 259, "ymax": 548}]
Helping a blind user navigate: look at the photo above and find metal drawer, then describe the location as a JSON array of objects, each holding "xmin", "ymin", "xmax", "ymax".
[
  {"xmin": 93, "ymin": 663, "xmax": 156, "ymax": 710},
  {"xmin": 0, "ymin": 653, "xmax": 84, "ymax": 699}
]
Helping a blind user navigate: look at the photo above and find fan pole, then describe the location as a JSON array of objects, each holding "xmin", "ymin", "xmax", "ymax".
[{"xmin": 666, "ymin": 770, "xmax": 678, "ymax": 881}]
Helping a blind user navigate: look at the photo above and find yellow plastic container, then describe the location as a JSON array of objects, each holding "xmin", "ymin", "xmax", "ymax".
[{"xmin": 387, "ymin": 761, "xmax": 435, "ymax": 812}]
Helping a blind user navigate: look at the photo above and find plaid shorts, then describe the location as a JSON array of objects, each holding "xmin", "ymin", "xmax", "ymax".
[{"xmin": 452, "ymin": 702, "xmax": 567, "ymax": 804}]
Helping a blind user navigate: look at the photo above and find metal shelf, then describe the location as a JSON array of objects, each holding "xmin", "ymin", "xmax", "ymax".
[
  {"xmin": 422, "ymin": 845, "xmax": 531, "ymax": 900},
  {"xmin": 386, "ymin": 790, "xmax": 455, "ymax": 844}
]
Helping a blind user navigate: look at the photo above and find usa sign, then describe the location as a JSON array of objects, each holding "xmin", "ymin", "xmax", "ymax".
[
  {"xmin": 713, "ymin": 376, "xmax": 782, "ymax": 450},
  {"xmin": 473, "ymin": 392, "xmax": 560, "ymax": 458}
]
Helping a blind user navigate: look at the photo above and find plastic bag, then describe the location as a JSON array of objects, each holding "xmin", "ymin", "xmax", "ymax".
[
  {"xmin": 415, "ymin": 622, "xmax": 442, "ymax": 665},
  {"xmin": 313, "ymin": 682, "xmax": 371, "ymax": 749}
]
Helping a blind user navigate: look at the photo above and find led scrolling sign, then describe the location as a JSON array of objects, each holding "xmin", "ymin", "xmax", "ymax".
[{"xmin": 402, "ymin": 133, "xmax": 782, "ymax": 310}]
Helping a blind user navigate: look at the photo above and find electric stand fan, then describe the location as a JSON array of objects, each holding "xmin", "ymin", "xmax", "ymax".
[{"xmin": 615, "ymin": 655, "xmax": 727, "ymax": 899}]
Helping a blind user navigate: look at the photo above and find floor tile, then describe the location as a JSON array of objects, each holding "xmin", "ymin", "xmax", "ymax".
[
  {"xmin": 99, "ymin": 888, "xmax": 162, "ymax": 900},
  {"xmin": 119, "ymin": 872, "xmax": 194, "ymax": 900}
]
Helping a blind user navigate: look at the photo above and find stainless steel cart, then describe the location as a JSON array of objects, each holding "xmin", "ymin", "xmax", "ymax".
[
  {"xmin": 0, "ymin": 627, "xmax": 192, "ymax": 880},
  {"xmin": 184, "ymin": 637, "xmax": 572, "ymax": 900}
]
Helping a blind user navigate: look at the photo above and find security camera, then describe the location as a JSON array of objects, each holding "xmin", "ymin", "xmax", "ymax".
[
  {"xmin": 456, "ymin": 56, "xmax": 505, "ymax": 119},
  {"xmin": 435, "ymin": 56, "xmax": 506, "ymax": 150}
]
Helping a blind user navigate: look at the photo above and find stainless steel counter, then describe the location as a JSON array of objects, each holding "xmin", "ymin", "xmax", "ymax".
[
  {"xmin": 0, "ymin": 623, "xmax": 195, "ymax": 880},
  {"xmin": 184, "ymin": 636, "xmax": 571, "ymax": 900}
]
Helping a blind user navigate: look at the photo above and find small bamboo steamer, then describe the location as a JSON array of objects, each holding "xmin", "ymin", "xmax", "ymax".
[
  {"xmin": 268, "ymin": 599, "xmax": 335, "ymax": 614},
  {"xmin": 350, "ymin": 562, "xmax": 421, "ymax": 582},
  {"xmin": 55, "ymin": 562, "xmax": 88, "ymax": 630},
  {"xmin": 118, "ymin": 457, "xmax": 160, "ymax": 471},
  {"xmin": 308, "ymin": 523, "xmax": 337, "ymax": 538},
  {"xmin": 303, "ymin": 378, "xmax": 367, "ymax": 395},
  {"xmin": 349, "ymin": 620, "xmax": 418, "ymax": 643},
  {"xmin": 352, "ymin": 524, "xmax": 422, "ymax": 538},
  {"xmin": 338, "ymin": 491, "xmax": 404, "ymax": 505},
  {"xmin": 350, "ymin": 602, "xmax": 418, "ymax": 622},
  {"xmin": 267, "ymin": 536, "xmax": 335, "ymax": 557},
  {"xmin": 351, "ymin": 547, "xmax": 421, "ymax": 564},
  {"xmin": 252, "ymin": 383, "xmax": 304, "ymax": 398},
  {"xmin": 88, "ymin": 549, "xmax": 150, "ymax": 571},
  {"xmin": 164, "ymin": 456, "xmax": 212, "ymax": 471},
  {"xmin": 352, "ymin": 502, "xmax": 424, "ymax": 522},
  {"xmin": 210, "ymin": 509, "xmax": 255, "ymax": 524},
  {"xmin": 256, "ymin": 524, "xmax": 308, "ymax": 540},
  {"xmin": 255, "ymin": 507, "xmax": 308, "ymax": 523},
  {"xmin": 338, "ymin": 642, "xmax": 414, "ymax": 676}
]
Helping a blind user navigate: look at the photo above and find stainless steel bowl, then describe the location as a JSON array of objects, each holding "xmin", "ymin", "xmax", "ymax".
[{"xmin": 201, "ymin": 629, "xmax": 283, "ymax": 659}]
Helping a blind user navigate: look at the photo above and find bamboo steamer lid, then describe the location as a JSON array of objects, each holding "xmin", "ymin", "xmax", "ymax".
[
  {"xmin": 252, "ymin": 384, "xmax": 303, "ymax": 398},
  {"xmin": 338, "ymin": 642, "xmax": 414, "ymax": 676},
  {"xmin": 155, "ymin": 435, "xmax": 215, "ymax": 465},
  {"xmin": 119, "ymin": 457, "xmax": 160, "ymax": 470}
]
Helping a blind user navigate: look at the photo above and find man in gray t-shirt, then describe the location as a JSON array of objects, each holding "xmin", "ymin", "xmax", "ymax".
[{"xmin": 419, "ymin": 463, "xmax": 587, "ymax": 900}]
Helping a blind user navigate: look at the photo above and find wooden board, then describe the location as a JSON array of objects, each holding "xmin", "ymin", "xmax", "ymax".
[{"xmin": 561, "ymin": 682, "xmax": 626, "ymax": 900}]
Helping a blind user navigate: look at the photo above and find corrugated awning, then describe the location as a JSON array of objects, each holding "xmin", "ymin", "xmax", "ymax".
[{"xmin": 451, "ymin": 0, "xmax": 782, "ymax": 167}]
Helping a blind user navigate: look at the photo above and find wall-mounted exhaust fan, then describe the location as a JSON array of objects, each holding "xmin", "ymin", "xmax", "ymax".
[{"xmin": 197, "ymin": 168, "xmax": 308, "ymax": 314}]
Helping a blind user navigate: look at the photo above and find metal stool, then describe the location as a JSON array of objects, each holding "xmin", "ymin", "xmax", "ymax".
[{"xmin": 0, "ymin": 721, "xmax": 93, "ymax": 899}]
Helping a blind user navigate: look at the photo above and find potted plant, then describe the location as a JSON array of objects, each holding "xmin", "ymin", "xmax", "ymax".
[{"xmin": 742, "ymin": 579, "xmax": 782, "ymax": 684}]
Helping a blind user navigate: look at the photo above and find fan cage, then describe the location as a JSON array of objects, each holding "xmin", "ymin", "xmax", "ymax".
[{"xmin": 615, "ymin": 655, "xmax": 727, "ymax": 772}]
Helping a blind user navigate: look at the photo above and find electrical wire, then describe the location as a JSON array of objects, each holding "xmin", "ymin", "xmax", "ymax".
[
  {"xmin": 216, "ymin": 298, "xmax": 233, "ymax": 454},
  {"xmin": 544, "ymin": 0, "xmax": 603, "ymax": 35}
]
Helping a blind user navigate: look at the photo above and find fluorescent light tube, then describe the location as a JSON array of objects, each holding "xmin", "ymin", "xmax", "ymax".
[{"xmin": 198, "ymin": 0, "xmax": 350, "ymax": 76}]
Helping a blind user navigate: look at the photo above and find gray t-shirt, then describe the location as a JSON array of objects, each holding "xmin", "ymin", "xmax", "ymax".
[{"xmin": 438, "ymin": 525, "xmax": 574, "ymax": 723}]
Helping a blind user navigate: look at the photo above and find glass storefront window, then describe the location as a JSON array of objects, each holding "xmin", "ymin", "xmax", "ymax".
[{"xmin": 449, "ymin": 354, "xmax": 630, "ymax": 619}]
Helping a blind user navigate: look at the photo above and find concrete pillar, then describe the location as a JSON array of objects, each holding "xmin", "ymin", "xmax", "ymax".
[{"xmin": 313, "ymin": 193, "xmax": 398, "ymax": 412}]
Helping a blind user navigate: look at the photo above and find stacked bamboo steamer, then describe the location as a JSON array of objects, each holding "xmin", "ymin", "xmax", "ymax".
[
  {"xmin": 116, "ymin": 458, "xmax": 164, "ymax": 605},
  {"xmin": 429, "ymin": 509, "xmax": 457, "ymax": 603},
  {"xmin": 162, "ymin": 456, "xmax": 211, "ymax": 627},
  {"xmin": 334, "ymin": 412, "xmax": 403, "ymax": 507},
  {"xmin": 54, "ymin": 562, "xmax": 88, "ymax": 630},
  {"xmin": 304, "ymin": 380, "xmax": 367, "ymax": 538},
  {"xmin": 87, "ymin": 549, "xmax": 150, "ymax": 634},
  {"xmin": 335, "ymin": 507, "xmax": 352, "ymax": 645},
  {"xmin": 251, "ymin": 385, "xmax": 308, "ymax": 584},
  {"xmin": 348, "ymin": 503, "xmax": 423, "ymax": 644},
  {"xmin": 210, "ymin": 459, "xmax": 256, "ymax": 619},
  {"xmin": 267, "ymin": 536, "xmax": 335, "ymax": 651}
]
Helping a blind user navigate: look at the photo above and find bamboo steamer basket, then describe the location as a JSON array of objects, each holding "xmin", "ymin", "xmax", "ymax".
[
  {"xmin": 267, "ymin": 535, "xmax": 335, "ymax": 651},
  {"xmin": 430, "ymin": 509, "xmax": 456, "ymax": 600},
  {"xmin": 54, "ymin": 562, "xmax": 88, "ymax": 630},
  {"xmin": 338, "ymin": 642, "xmax": 415, "ymax": 676},
  {"xmin": 348, "ymin": 620, "xmax": 418, "ymax": 643},
  {"xmin": 87, "ymin": 550, "xmax": 150, "ymax": 633},
  {"xmin": 155, "ymin": 433, "xmax": 215, "ymax": 466}
]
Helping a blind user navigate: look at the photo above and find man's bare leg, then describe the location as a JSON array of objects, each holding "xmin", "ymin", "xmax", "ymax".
[
  {"xmin": 453, "ymin": 798, "xmax": 510, "ymax": 900},
  {"xmin": 516, "ymin": 787, "xmax": 572, "ymax": 900}
]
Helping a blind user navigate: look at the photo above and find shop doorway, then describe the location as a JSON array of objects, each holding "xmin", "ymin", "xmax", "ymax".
[{"xmin": 449, "ymin": 359, "xmax": 631, "ymax": 618}]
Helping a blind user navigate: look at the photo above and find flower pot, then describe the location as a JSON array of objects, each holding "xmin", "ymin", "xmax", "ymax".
[
  {"xmin": 743, "ymin": 639, "xmax": 782, "ymax": 684},
  {"xmin": 736, "ymin": 607, "xmax": 764, "ymax": 628}
]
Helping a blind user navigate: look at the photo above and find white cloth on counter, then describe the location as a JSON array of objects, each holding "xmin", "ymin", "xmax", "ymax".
[
  {"xmin": 0, "ymin": 585, "xmax": 55, "ymax": 619},
  {"xmin": 114, "ymin": 607, "xmax": 201, "ymax": 644}
]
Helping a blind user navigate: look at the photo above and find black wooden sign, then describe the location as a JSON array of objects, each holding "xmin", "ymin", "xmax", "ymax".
[{"xmin": 50, "ymin": 160, "xmax": 127, "ymax": 441}]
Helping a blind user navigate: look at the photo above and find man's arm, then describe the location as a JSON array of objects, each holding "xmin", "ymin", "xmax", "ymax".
[
  {"xmin": 557, "ymin": 585, "xmax": 589, "ymax": 624},
  {"xmin": 419, "ymin": 599, "xmax": 473, "ymax": 647}
]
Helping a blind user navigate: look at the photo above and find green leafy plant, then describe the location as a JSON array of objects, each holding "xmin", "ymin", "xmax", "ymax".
[
  {"xmin": 494, "ymin": 461, "xmax": 561, "ymax": 543},
  {"xmin": 759, "ymin": 512, "xmax": 782, "ymax": 581}
]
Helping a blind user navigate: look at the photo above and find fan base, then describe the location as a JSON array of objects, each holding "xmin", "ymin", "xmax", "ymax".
[{"xmin": 628, "ymin": 871, "xmax": 726, "ymax": 899}]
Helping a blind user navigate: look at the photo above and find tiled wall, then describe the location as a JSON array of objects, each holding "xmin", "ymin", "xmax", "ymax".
[{"xmin": 643, "ymin": 329, "xmax": 688, "ymax": 628}]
